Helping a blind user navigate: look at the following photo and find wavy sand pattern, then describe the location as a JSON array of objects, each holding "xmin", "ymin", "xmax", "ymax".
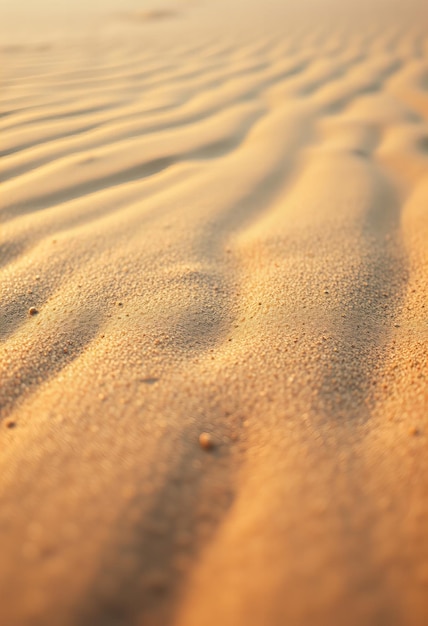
[{"xmin": 1, "ymin": 1, "xmax": 428, "ymax": 624}]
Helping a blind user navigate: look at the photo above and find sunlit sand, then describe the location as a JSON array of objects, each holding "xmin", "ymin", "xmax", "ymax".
[{"xmin": 1, "ymin": 1, "xmax": 428, "ymax": 624}]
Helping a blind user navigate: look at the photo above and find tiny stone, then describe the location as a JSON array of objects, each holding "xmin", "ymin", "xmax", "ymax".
[
  {"xmin": 409, "ymin": 426, "xmax": 419, "ymax": 437},
  {"xmin": 199, "ymin": 432, "xmax": 214, "ymax": 450},
  {"xmin": 5, "ymin": 419, "xmax": 16, "ymax": 429},
  {"xmin": 29, "ymin": 307, "xmax": 38, "ymax": 316}
]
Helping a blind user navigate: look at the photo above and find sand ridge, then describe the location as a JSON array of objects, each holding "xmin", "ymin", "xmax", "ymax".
[{"xmin": 1, "ymin": 1, "xmax": 428, "ymax": 625}]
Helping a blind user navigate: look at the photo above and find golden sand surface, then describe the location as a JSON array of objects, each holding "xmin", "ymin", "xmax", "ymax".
[{"xmin": 1, "ymin": 1, "xmax": 428, "ymax": 624}]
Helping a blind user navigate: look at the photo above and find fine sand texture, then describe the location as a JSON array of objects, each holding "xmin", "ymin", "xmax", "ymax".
[{"xmin": 1, "ymin": 1, "xmax": 428, "ymax": 625}]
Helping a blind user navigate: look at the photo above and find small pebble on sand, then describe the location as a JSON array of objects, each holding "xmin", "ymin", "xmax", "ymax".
[
  {"xmin": 29, "ymin": 307, "xmax": 38, "ymax": 316},
  {"xmin": 199, "ymin": 432, "xmax": 214, "ymax": 450},
  {"xmin": 4, "ymin": 419, "xmax": 16, "ymax": 429}
]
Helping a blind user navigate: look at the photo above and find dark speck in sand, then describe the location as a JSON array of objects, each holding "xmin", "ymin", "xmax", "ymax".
[
  {"xmin": 199, "ymin": 432, "xmax": 214, "ymax": 450},
  {"xmin": 131, "ymin": 9, "xmax": 179, "ymax": 23}
]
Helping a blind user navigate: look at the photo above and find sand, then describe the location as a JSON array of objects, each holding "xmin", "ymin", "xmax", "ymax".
[{"xmin": 1, "ymin": 0, "xmax": 428, "ymax": 624}]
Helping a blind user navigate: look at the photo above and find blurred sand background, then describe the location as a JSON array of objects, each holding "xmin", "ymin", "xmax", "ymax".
[{"xmin": 1, "ymin": 1, "xmax": 428, "ymax": 625}]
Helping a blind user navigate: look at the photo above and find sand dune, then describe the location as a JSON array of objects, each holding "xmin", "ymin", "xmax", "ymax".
[{"xmin": 1, "ymin": 1, "xmax": 428, "ymax": 624}]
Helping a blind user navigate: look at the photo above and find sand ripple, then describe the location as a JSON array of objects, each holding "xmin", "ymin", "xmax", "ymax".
[{"xmin": 1, "ymin": 4, "xmax": 428, "ymax": 625}]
